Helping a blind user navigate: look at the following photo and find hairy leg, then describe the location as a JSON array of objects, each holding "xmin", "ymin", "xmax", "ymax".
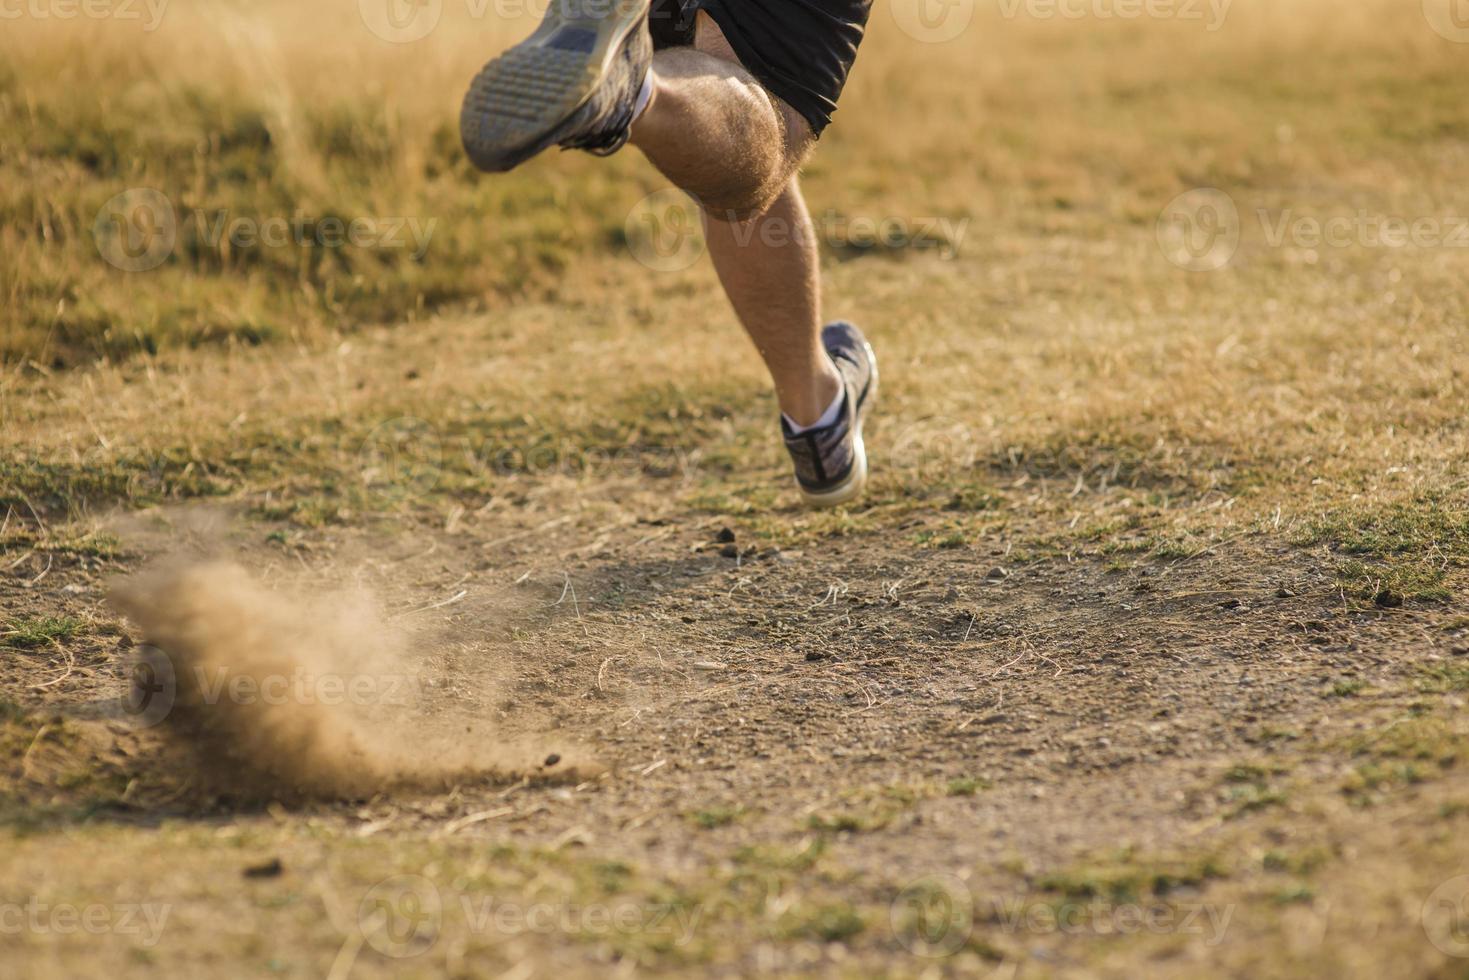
[
  {"xmin": 630, "ymin": 14, "xmax": 841, "ymax": 425},
  {"xmin": 701, "ymin": 177, "xmax": 840, "ymax": 425},
  {"xmin": 630, "ymin": 13, "xmax": 799, "ymax": 217}
]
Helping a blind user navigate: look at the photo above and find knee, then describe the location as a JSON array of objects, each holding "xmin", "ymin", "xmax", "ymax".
[
  {"xmin": 701, "ymin": 107, "xmax": 812, "ymax": 221},
  {"xmin": 699, "ymin": 180, "xmax": 782, "ymax": 222}
]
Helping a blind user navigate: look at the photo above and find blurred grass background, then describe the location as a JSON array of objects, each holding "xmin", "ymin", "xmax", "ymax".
[{"xmin": 3, "ymin": 0, "xmax": 1466, "ymax": 365}]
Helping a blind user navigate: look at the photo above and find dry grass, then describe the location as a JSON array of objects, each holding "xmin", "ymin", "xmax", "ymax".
[{"xmin": 4, "ymin": 1, "xmax": 1469, "ymax": 977}]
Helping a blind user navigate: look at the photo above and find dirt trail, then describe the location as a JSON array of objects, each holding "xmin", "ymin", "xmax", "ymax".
[{"xmin": 5, "ymin": 490, "xmax": 1465, "ymax": 977}]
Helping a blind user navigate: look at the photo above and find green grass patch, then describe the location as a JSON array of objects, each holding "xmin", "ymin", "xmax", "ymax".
[
  {"xmin": 1035, "ymin": 850, "xmax": 1226, "ymax": 903},
  {"xmin": 777, "ymin": 902, "xmax": 865, "ymax": 942},
  {"xmin": 1262, "ymin": 847, "xmax": 1330, "ymax": 876},
  {"xmin": 732, "ymin": 839, "xmax": 826, "ymax": 873},
  {"xmin": 946, "ymin": 777, "xmax": 991, "ymax": 797},
  {"xmin": 2, "ymin": 615, "xmax": 84, "ymax": 649},
  {"xmin": 1418, "ymin": 662, "xmax": 1469, "ymax": 693},
  {"xmin": 1220, "ymin": 763, "xmax": 1289, "ymax": 819},
  {"xmin": 1340, "ymin": 715, "xmax": 1466, "ymax": 765},
  {"xmin": 1326, "ymin": 679, "xmax": 1366, "ymax": 698},
  {"xmin": 1271, "ymin": 884, "xmax": 1315, "ymax": 905},
  {"xmin": 1294, "ymin": 495, "xmax": 1469, "ymax": 603},
  {"xmin": 686, "ymin": 806, "xmax": 745, "ymax": 830}
]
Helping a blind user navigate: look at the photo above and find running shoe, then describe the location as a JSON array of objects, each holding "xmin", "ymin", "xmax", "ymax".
[
  {"xmin": 782, "ymin": 321, "xmax": 879, "ymax": 508},
  {"xmin": 460, "ymin": 0, "xmax": 653, "ymax": 173}
]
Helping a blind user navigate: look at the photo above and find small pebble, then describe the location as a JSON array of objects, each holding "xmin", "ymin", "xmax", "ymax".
[
  {"xmin": 243, "ymin": 858, "xmax": 283, "ymax": 879},
  {"xmin": 1374, "ymin": 589, "xmax": 1403, "ymax": 608}
]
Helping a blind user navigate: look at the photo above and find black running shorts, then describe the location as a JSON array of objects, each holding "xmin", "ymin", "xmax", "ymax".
[{"xmin": 648, "ymin": 0, "xmax": 871, "ymax": 137}]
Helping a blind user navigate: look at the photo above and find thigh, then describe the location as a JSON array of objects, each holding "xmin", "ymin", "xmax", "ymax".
[
  {"xmin": 692, "ymin": 12, "xmax": 815, "ymax": 163},
  {"xmin": 696, "ymin": 0, "xmax": 871, "ymax": 139}
]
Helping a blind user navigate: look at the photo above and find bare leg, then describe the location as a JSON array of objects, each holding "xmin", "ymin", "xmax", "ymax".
[
  {"xmin": 629, "ymin": 15, "xmax": 841, "ymax": 426},
  {"xmin": 700, "ymin": 178, "xmax": 841, "ymax": 425}
]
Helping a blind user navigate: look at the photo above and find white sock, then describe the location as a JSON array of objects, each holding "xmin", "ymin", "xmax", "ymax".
[
  {"xmin": 632, "ymin": 72, "xmax": 654, "ymax": 122},
  {"xmin": 783, "ymin": 388, "xmax": 845, "ymax": 435}
]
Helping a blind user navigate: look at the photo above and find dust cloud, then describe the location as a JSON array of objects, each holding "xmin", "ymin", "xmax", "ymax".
[{"xmin": 109, "ymin": 560, "xmax": 590, "ymax": 802}]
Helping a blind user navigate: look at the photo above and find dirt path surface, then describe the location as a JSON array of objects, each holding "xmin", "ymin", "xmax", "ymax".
[
  {"xmin": 5, "ymin": 1, "xmax": 1469, "ymax": 976},
  {"xmin": 3, "ymin": 480, "xmax": 1467, "ymax": 978}
]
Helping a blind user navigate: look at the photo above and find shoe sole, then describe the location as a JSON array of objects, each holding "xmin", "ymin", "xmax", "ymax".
[
  {"xmin": 460, "ymin": 0, "xmax": 649, "ymax": 172},
  {"xmin": 798, "ymin": 339, "xmax": 879, "ymax": 509}
]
